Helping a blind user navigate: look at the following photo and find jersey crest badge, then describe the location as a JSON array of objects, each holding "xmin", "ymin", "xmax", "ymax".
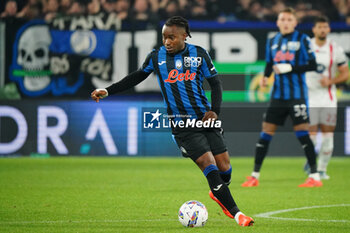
[
  {"xmin": 176, "ymin": 59, "xmax": 182, "ymax": 69},
  {"xmin": 287, "ymin": 41, "xmax": 300, "ymax": 51}
]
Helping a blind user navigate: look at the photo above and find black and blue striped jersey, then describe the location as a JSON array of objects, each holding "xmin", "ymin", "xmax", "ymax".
[
  {"xmin": 141, "ymin": 43, "xmax": 218, "ymax": 120},
  {"xmin": 266, "ymin": 30, "xmax": 315, "ymax": 100}
]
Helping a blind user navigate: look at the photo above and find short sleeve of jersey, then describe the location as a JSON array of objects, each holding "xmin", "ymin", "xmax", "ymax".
[
  {"xmin": 140, "ymin": 51, "xmax": 155, "ymax": 74},
  {"xmin": 335, "ymin": 44, "xmax": 348, "ymax": 66},
  {"xmin": 265, "ymin": 38, "xmax": 272, "ymax": 63},
  {"xmin": 200, "ymin": 48, "xmax": 218, "ymax": 79}
]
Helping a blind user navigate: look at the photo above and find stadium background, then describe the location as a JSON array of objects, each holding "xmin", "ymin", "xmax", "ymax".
[{"xmin": 1, "ymin": 0, "xmax": 350, "ymax": 157}]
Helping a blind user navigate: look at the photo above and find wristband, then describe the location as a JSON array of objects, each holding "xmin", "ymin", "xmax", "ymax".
[
  {"xmin": 275, "ymin": 63, "xmax": 292, "ymax": 74},
  {"xmin": 96, "ymin": 88, "xmax": 108, "ymax": 98}
]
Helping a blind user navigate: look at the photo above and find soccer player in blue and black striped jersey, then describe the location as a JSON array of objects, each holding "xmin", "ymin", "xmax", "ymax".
[
  {"xmin": 241, "ymin": 8, "xmax": 323, "ymax": 188},
  {"xmin": 91, "ymin": 16, "xmax": 254, "ymax": 226}
]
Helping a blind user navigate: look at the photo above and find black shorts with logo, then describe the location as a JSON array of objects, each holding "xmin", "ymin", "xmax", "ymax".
[
  {"xmin": 173, "ymin": 128, "xmax": 227, "ymax": 161},
  {"xmin": 264, "ymin": 99, "xmax": 310, "ymax": 126}
]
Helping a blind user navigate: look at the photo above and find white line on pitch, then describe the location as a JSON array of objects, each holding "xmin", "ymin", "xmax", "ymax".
[
  {"xmin": 254, "ymin": 204, "xmax": 350, "ymax": 223},
  {"xmin": 254, "ymin": 216, "xmax": 349, "ymax": 223}
]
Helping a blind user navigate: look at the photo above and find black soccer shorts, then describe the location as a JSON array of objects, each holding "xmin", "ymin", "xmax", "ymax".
[
  {"xmin": 264, "ymin": 99, "xmax": 310, "ymax": 126},
  {"xmin": 173, "ymin": 129, "xmax": 227, "ymax": 161}
]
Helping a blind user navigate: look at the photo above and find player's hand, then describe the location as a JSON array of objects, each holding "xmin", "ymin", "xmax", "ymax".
[
  {"xmin": 319, "ymin": 75, "xmax": 332, "ymax": 87},
  {"xmin": 202, "ymin": 111, "xmax": 218, "ymax": 122},
  {"xmin": 260, "ymin": 77, "xmax": 269, "ymax": 88},
  {"xmin": 91, "ymin": 88, "xmax": 108, "ymax": 103}
]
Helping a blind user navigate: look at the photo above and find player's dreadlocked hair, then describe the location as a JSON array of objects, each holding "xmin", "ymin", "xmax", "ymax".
[{"xmin": 165, "ymin": 16, "xmax": 192, "ymax": 38}]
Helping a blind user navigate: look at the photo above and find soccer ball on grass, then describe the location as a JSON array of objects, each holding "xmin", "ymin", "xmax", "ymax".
[{"xmin": 178, "ymin": 200, "xmax": 208, "ymax": 227}]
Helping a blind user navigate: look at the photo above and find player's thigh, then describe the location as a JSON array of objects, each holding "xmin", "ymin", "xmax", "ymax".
[
  {"xmin": 289, "ymin": 99, "xmax": 309, "ymax": 125},
  {"xmin": 264, "ymin": 99, "xmax": 289, "ymax": 126},
  {"xmin": 205, "ymin": 130, "xmax": 230, "ymax": 171},
  {"xmin": 205, "ymin": 129, "xmax": 227, "ymax": 156},
  {"xmin": 308, "ymin": 106, "xmax": 321, "ymax": 126},
  {"xmin": 320, "ymin": 107, "xmax": 337, "ymax": 127},
  {"xmin": 173, "ymin": 131, "xmax": 211, "ymax": 162}
]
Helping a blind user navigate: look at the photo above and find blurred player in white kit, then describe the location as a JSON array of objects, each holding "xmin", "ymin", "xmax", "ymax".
[{"xmin": 306, "ymin": 16, "xmax": 349, "ymax": 179}]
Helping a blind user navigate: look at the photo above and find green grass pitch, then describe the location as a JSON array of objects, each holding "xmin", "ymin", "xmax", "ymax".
[{"xmin": 0, "ymin": 156, "xmax": 349, "ymax": 233}]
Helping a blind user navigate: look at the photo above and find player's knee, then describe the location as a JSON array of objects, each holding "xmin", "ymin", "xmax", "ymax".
[
  {"xmin": 262, "ymin": 122, "xmax": 277, "ymax": 135},
  {"xmin": 308, "ymin": 123, "xmax": 318, "ymax": 131},
  {"xmin": 321, "ymin": 133, "xmax": 334, "ymax": 151},
  {"xmin": 195, "ymin": 152, "xmax": 216, "ymax": 171},
  {"xmin": 322, "ymin": 132, "xmax": 334, "ymax": 138},
  {"xmin": 214, "ymin": 152, "xmax": 230, "ymax": 171},
  {"xmin": 293, "ymin": 123, "xmax": 309, "ymax": 132},
  {"xmin": 217, "ymin": 162, "xmax": 230, "ymax": 173},
  {"xmin": 309, "ymin": 133, "xmax": 317, "ymax": 146}
]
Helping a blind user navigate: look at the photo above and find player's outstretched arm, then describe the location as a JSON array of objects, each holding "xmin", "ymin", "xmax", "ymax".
[
  {"xmin": 90, "ymin": 70, "xmax": 150, "ymax": 102},
  {"xmin": 291, "ymin": 58, "xmax": 317, "ymax": 73}
]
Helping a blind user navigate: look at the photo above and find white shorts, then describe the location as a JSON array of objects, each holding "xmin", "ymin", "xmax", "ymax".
[
  {"xmin": 309, "ymin": 107, "xmax": 337, "ymax": 126},
  {"xmin": 308, "ymin": 89, "xmax": 337, "ymax": 126}
]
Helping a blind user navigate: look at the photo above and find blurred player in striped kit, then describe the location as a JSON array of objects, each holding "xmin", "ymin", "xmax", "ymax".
[
  {"xmin": 305, "ymin": 16, "xmax": 349, "ymax": 180},
  {"xmin": 242, "ymin": 7, "xmax": 322, "ymax": 187}
]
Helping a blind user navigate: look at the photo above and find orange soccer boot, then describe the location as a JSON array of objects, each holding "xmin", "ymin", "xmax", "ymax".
[
  {"xmin": 209, "ymin": 190, "xmax": 234, "ymax": 218},
  {"xmin": 209, "ymin": 191, "xmax": 254, "ymax": 226},
  {"xmin": 235, "ymin": 212, "xmax": 254, "ymax": 227},
  {"xmin": 241, "ymin": 176, "xmax": 259, "ymax": 187},
  {"xmin": 298, "ymin": 177, "xmax": 323, "ymax": 187}
]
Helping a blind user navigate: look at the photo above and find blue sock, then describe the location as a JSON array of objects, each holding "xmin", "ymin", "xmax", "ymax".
[
  {"xmin": 254, "ymin": 132, "xmax": 273, "ymax": 172},
  {"xmin": 203, "ymin": 164, "xmax": 219, "ymax": 177},
  {"xmin": 295, "ymin": 130, "xmax": 317, "ymax": 173},
  {"xmin": 220, "ymin": 165, "xmax": 232, "ymax": 185},
  {"xmin": 203, "ymin": 164, "xmax": 240, "ymax": 216}
]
